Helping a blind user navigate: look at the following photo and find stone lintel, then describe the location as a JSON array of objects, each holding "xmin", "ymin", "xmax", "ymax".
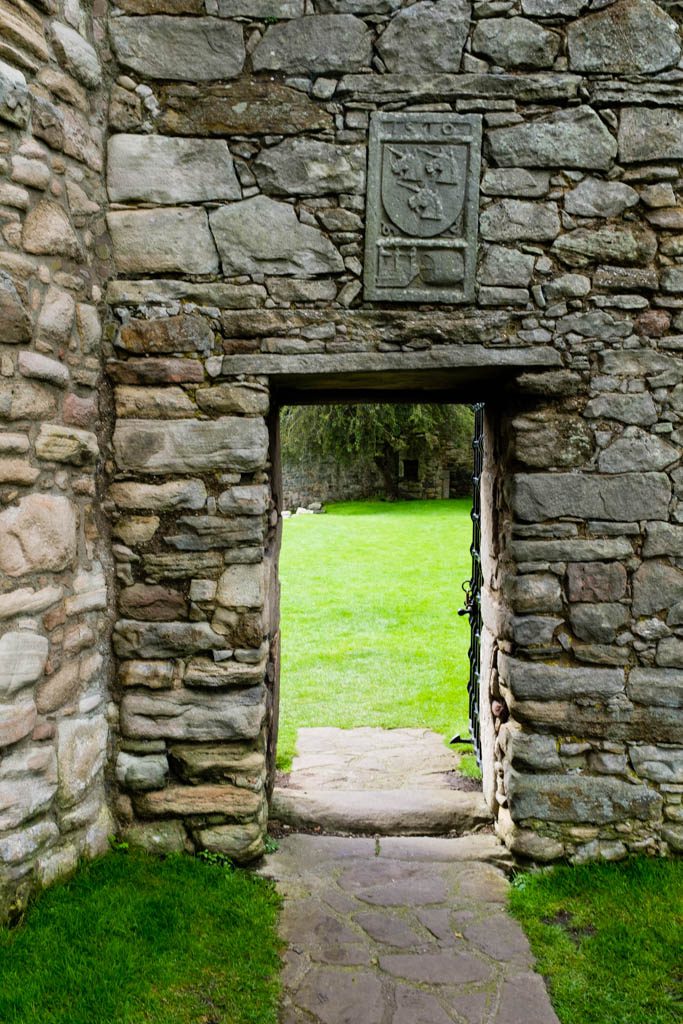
[
  {"xmin": 219, "ymin": 347, "xmax": 562, "ymax": 397},
  {"xmin": 336, "ymin": 73, "xmax": 581, "ymax": 103}
]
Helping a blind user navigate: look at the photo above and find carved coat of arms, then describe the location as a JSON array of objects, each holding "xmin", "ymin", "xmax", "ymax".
[{"xmin": 364, "ymin": 113, "xmax": 481, "ymax": 304}]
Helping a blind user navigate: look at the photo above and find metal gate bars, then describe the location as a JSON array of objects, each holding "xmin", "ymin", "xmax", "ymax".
[{"xmin": 456, "ymin": 403, "xmax": 485, "ymax": 767}]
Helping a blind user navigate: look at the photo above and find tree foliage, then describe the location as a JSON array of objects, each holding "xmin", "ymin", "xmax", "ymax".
[{"xmin": 281, "ymin": 403, "xmax": 474, "ymax": 498}]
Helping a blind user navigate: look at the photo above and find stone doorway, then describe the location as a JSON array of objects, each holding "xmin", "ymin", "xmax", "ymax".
[{"xmin": 265, "ymin": 385, "xmax": 499, "ymax": 838}]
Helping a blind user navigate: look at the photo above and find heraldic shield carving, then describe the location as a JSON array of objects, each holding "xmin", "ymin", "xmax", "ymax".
[{"xmin": 364, "ymin": 112, "xmax": 482, "ymax": 304}]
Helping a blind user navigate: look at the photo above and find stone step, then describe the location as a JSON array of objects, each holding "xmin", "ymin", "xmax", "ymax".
[{"xmin": 269, "ymin": 786, "xmax": 493, "ymax": 837}]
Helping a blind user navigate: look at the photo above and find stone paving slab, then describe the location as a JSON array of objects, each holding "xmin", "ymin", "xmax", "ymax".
[
  {"xmin": 285, "ymin": 727, "xmax": 463, "ymax": 790},
  {"xmin": 272, "ymin": 727, "xmax": 491, "ymax": 836},
  {"xmin": 259, "ymin": 835, "xmax": 559, "ymax": 1024}
]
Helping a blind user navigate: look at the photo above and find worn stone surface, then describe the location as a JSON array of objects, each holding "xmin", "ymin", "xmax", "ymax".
[
  {"xmin": 50, "ymin": 23, "xmax": 101, "ymax": 88},
  {"xmin": 512, "ymin": 472, "xmax": 670, "ymax": 522},
  {"xmin": 254, "ymin": 139, "xmax": 365, "ymax": 197},
  {"xmin": 107, "ymin": 208, "xmax": 219, "ymax": 275},
  {"xmin": 508, "ymin": 772, "xmax": 662, "ymax": 824},
  {"xmin": 473, "ymin": 17, "xmax": 559, "ymax": 70},
  {"xmin": 377, "ymin": 0, "xmax": 470, "ymax": 74},
  {"xmin": 260, "ymin": 835, "xmax": 558, "ymax": 1024},
  {"xmin": 488, "ymin": 108, "xmax": 617, "ymax": 170},
  {"xmin": 253, "ymin": 14, "xmax": 371, "ymax": 73},
  {"xmin": 107, "ymin": 134, "xmax": 240, "ymax": 204},
  {"xmin": 56, "ymin": 718, "xmax": 108, "ymax": 808},
  {"xmin": 110, "ymin": 16, "xmax": 245, "ymax": 80},
  {"xmin": 564, "ymin": 179, "xmax": 639, "ymax": 219},
  {"xmin": 619, "ymin": 107, "xmax": 683, "ymax": 163},
  {"xmin": 113, "ymin": 417, "xmax": 268, "ymax": 474},
  {"xmin": 209, "ymin": 197, "xmax": 343, "ymax": 277},
  {"xmin": 0, "ymin": 494, "xmax": 77, "ymax": 577},
  {"xmin": 568, "ymin": 0, "xmax": 681, "ymax": 75},
  {"xmin": 480, "ymin": 201, "xmax": 560, "ymax": 242},
  {"xmin": 120, "ymin": 686, "xmax": 267, "ymax": 740}
]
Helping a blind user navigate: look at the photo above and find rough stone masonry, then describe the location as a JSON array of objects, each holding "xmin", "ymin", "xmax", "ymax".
[{"xmin": 2, "ymin": 0, "xmax": 683, "ymax": 915}]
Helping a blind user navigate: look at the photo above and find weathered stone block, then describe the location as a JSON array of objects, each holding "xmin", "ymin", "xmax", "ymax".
[
  {"xmin": 619, "ymin": 107, "xmax": 683, "ymax": 163},
  {"xmin": 116, "ymin": 752, "xmax": 168, "ymax": 792},
  {"xmin": 507, "ymin": 770, "xmax": 662, "ymax": 824},
  {"xmin": 511, "ymin": 472, "xmax": 670, "ymax": 523},
  {"xmin": 119, "ymin": 584, "xmax": 188, "ymax": 622},
  {"xmin": 109, "ymin": 479, "xmax": 207, "ymax": 511},
  {"xmin": 377, "ymin": 0, "xmax": 470, "ymax": 74},
  {"xmin": 50, "ymin": 23, "xmax": 101, "ymax": 88},
  {"xmin": 217, "ymin": 485, "xmax": 270, "ymax": 516},
  {"xmin": 56, "ymin": 717, "xmax": 107, "ymax": 808},
  {"xmin": 184, "ymin": 658, "xmax": 266, "ymax": 689},
  {"xmin": 107, "ymin": 208, "xmax": 219, "ymax": 275},
  {"xmin": 252, "ymin": 15, "xmax": 371, "ymax": 73},
  {"xmin": 0, "ymin": 746, "xmax": 57, "ymax": 832},
  {"xmin": 598, "ymin": 432, "xmax": 678, "ymax": 473},
  {"xmin": 632, "ymin": 561, "xmax": 683, "ymax": 617},
  {"xmin": 22, "ymin": 200, "xmax": 82, "ymax": 260},
  {"xmin": 120, "ymin": 686, "xmax": 267, "ymax": 741},
  {"xmin": 480, "ymin": 201, "xmax": 560, "ymax": 242},
  {"xmin": 564, "ymin": 179, "xmax": 638, "ymax": 219},
  {"xmin": 656, "ymin": 638, "xmax": 683, "ymax": 668},
  {"xmin": 113, "ymin": 621, "xmax": 231, "ymax": 659},
  {"xmin": 629, "ymin": 744, "xmax": 683, "ymax": 783},
  {"xmin": 124, "ymin": 820, "xmax": 189, "ymax": 854},
  {"xmin": 479, "ymin": 246, "xmax": 534, "ymax": 288},
  {"xmin": 568, "ymin": 0, "xmax": 680, "ymax": 74},
  {"xmin": 169, "ymin": 742, "xmax": 265, "ymax": 784},
  {"xmin": 567, "ymin": 562, "xmax": 627, "ymax": 603},
  {"xmin": 584, "ymin": 393, "xmax": 657, "ymax": 425},
  {"xmin": 115, "ymin": 386, "xmax": 196, "ymax": 420},
  {"xmin": 0, "ymin": 631, "xmax": 48, "ymax": 697},
  {"xmin": 253, "ymin": 139, "xmax": 365, "ymax": 196},
  {"xmin": 628, "ymin": 668, "xmax": 683, "ymax": 708},
  {"xmin": 644, "ymin": 523, "xmax": 683, "ymax": 558},
  {"xmin": 0, "ymin": 60, "xmax": 29, "ymax": 127},
  {"xmin": 36, "ymin": 424, "xmax": 98, "ymax": 465},
  {"xmin": 0, "ymin": 494, "xmax": 77, "ymax": 577},
  {"xmin": 552, "ymin": 224, "xmax": 657, "ymax": 267},
  {"xmin": 0, "ymin": 820, "xmax": 58, "ymax": 867},
  {"xmin": 499, "ymin": 655, "xmax": 625, "ymax": 702},
  {"xmin": 0, "ymin": 271, "xmax": 30, "ymax": 341},
  {"xmin": 113, "ymin": 417, "xmax": 268, "ymax": 474},
  {"xmin": 209, "ymin": 197, "xmax": 343, "ymax": 277},
  {"xmin": 215, "ymin": 564, "xmax": 265, "ymax": 610},
  {"xmin": 473, "ymin": 17, "xmax": 559, "ymax": 70},
  {"xmin": 509, "ymin": 573, "xmax": 563, "ymax": 614},
  {"xmin": 0, "ymin": 700, "xmax": 36, "ymax": 749},
  {"xmin": 107, "ymin": 134, "xmax": 240, "ymax": 204},
  {"xmin": 499, "ymin": 726, "xmax": 562, "ymax": 772},
  {"xmin": 511, "ymin": 538, "xmax": 633, "ymax": 564},
  {"xmin": 192, "ymin": 822, "xmax": 264, "ymax": 863},
  {"xmin": 134, "ymin": 783, "xmax": 262, "ymax": 821},
  {"xmin": 116, "ymin": 315, "xmax": 213, "ymax": 356},
  {"xmin": 513, "ymin": 414, "xmax": 593, "ymax": 468},
  {"xmin": 110, "ymin": 16, "xmax": 245, "ymax": 80},
  {"xmin": 119, "ymin": 660, "xmax": 176, "ymax": 689},
  {"xmin": 488, "ymin": 108, "xmax": 617, "ymax": 170},
  {"xmin": 158, "ymin": 80, "xmax": 332, "ymax": 136},
  {"xmin": 196, "ymin": 383, "xmax": 269, "ymax": 417},
  {"xmin": 569, "ymin": 603, "xmax": 629, "ymax": 644},
  {"xmin": 165, "ymin": 515, "xmax": 263, "ymax": 552}
]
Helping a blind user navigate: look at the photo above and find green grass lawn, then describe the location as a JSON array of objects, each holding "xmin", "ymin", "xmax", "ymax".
[
  {"xmin": 509, "ymin": 858, "xmax": 683, "ymax": 1024},
  {"xmin": 277, "ymin": 499, "xmax": 474, "ymax": 771},
  {"xmin": 0, "ymin": 850, "xmax": 281, "ymax": 1024}
]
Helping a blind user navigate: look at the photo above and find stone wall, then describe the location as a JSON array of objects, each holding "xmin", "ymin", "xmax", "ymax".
[
  {"xmin": 0, "ymin": 0, "xmax": 113, "ymax": 918},
  {"xmin": 3, "ymin": 0, "xmax": 683, "ymax": 900}
]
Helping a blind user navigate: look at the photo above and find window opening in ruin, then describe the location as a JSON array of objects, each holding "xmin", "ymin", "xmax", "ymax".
[{"xmin": 272, "ymin": 401, "xmax": 482, "ymax": 814}]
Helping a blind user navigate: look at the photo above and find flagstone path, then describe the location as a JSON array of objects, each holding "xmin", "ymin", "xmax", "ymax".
[{"xmin": 260, "ymin": 834, "xmax": 560, "ymax": 1024}]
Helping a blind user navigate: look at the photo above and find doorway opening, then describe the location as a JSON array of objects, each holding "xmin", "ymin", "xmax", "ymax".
[{"xmin": 268, "ymin": 397, "xmax": 489, "ymax": 836}]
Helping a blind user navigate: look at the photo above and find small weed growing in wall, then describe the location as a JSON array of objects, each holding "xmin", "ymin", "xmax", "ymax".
[{"xmin": 0, "ymin": 848, "xmax": 282, "ymax": 1024}]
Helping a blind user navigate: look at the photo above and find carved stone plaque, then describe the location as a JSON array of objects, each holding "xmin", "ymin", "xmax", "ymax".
[{"xmin": 363, "ymin": 112, "xmax": 482, "ymax": 304}]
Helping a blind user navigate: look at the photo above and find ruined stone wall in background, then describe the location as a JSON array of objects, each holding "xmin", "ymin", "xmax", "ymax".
[
  {"xmin": 0, "ymin": 0, "xmax": 113, "ymax": 917},
  {"xmin": 103, "ymin": 0, "xmax": 683, "ymax": 865}
]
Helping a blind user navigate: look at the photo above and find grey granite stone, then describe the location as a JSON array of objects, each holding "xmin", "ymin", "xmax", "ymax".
[
  {"xmin": 209, "ymin": 196, "xmax": 343, "ymax": 277},
  {"xmin": 252, "ymin": 15, "xmax": 371, "ymax": 74},
  {"xmin": 511, "ymin": 472, "xmax": 670, "ymax": 522},
  {"xmin": 113, "ymin": 417, "xmax": 268, "ymax": 474},
  {"xmin": 473, "ymin": 17, "xmax": 560, "ymax": 70},
  {"xmin": 110, "ymin": 16, "xmax": 245, "ymax": 81},
  {"xmin": 107, "ymin": 135, "xmax": 240, "ymax": 204},
  {"xmin": 488, "ymin": 108, "xmax": 617, "ymax": 170},
  {"xmin": 253, "ymin": 139, "xmax": 365, "ymax": 196},
  {"xmin": 376, "ymin": 0, "xmax": 470, "ymax": 74},
  {"xmin": 568, "ymin": 0, "xmax": 681, "ymax": 75}
]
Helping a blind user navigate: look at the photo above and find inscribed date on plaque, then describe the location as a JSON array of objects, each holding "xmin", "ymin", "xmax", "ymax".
[{"xmin": 363, "ymin": 112, "xmax": 481, "ymax": 304}]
